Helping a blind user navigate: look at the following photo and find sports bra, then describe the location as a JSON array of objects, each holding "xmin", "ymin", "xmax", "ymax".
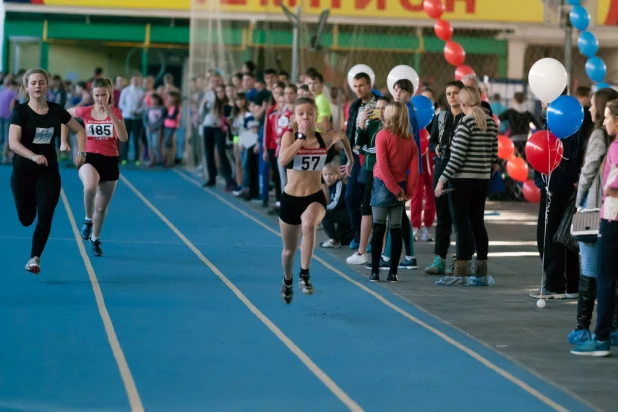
[{"xmin": 285, "ymin": 132, "xmax": 336, "ymax": 171}]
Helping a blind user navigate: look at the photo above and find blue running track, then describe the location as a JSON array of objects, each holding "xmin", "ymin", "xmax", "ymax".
[{"xmin": 0, "ymin": 166, "xmax": 594, "ymax": 412}]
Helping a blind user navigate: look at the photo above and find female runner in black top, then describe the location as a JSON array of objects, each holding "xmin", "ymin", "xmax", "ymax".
[
  {"xmin": 277, "ymin": 97, "xmax": 353, "ymax": 303},
  {"xmin": 8, "ymin": 68, "xmax": 87, "ymax": 274}
]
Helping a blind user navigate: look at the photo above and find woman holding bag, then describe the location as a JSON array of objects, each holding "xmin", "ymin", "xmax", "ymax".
[
  {"xmin": 571, "ymin": 99, "xmax": 618, "ymax": 357},
  {"xmin": 568, "ymin": 88, "xmax": 618, "ymax": 345}
]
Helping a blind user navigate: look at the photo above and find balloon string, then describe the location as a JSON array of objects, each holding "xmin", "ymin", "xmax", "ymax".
[{"xmin": 539, "ymin": 128, "xmax": 554, "ymax": 299}]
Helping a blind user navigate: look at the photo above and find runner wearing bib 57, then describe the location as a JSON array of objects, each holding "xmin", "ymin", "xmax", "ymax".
[
  {"xmin": 277, "ymin": 96, "xmax": 354, "ymax": 304},
  {"xmin": 64, "ymin": 78, "xmax": 128, "ymax": 257}
]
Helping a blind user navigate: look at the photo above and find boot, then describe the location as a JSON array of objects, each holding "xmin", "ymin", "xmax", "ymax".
[
  {"xmin": 567, "ymin": 275, "xmax": 596, "ymax": 345},
  {"xmin": 453, "ymin": 259, "xmax": 469, "ymax": 277},
  {"xmin": 613, "ymin": 282, "xmax": 618, "ymax": 331},
  {"xmin": 577, "ymin": 276, "xmax": 597, "ymax": 331},
  {"xmin": 475, "ymin": 260, "xmax": 488, "ymax": 278}
]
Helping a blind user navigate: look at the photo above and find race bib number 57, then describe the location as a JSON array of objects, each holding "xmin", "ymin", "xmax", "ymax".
[
  {"xmin": 86, "ymin": 123, "xmax": 114, "ymax": 140},
  {"xmin": 292, "ymin": 148, "xmax": 327, "ymax": 171}
]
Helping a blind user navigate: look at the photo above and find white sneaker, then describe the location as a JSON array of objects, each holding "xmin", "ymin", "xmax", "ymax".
[
  {"xmin": 346, "ymin": 252, "xmax": 368, "ymax": 264},
  {"xmin": 25, "ymin": 257, "xmax": 41, "ymax": 275},
  {"xmin": 320, "ymin": 239, "xmax": 340, "ymax": 248}
]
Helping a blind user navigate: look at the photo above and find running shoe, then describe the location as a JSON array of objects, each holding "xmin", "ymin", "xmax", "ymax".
[
  {"xmin": 281, "ymin": 280, "xmax": 294, "ymax": 304},
  {"xmin": 25, "ymin": 257, "xmax": 40, "ymax": 275},
  {"xmin": 369, "ymin": 272, "xmax": 379, "ymax": 282},
  {"xmin": 299, "ymin": 276, "xmax": 315, "ymax": 295},
  {"xmin": 81, "ymin": 221, "xmax": 93, "ymax": 240},
  {"xmin": 571, "ymin": 339, "xmax": 611, "ymax": 357},
  {"xmin": 386, "ymin": 273, "xmax": 399, "ymax": 282},
  {"xmin": 398, "ymin": 257, "xmax": 418, "ymax": 270},
  {"xmin": 91, "ymin": 238, "xmax": 103, "ymax": 257}
]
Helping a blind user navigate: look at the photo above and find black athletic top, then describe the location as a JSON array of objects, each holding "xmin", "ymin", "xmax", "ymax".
[
  {"xmin": 10, "ymin": 102, "xmax": 72, "ymax": 171},
  {"xmin": 285, "ymin": 132, "xmax": 337, "ymax": 171}
]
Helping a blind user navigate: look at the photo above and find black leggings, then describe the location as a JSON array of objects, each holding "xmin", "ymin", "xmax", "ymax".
[
  {"xmin": 204, "ymin": 126, "xmax": 232, "ymax": 185},
  {"xmin": 449, "ymin": 178, "xmax": 488, "ymax": 261},
  {"xmin": 11, "ymin": 166, "xmax": 62, "ymax": 258},
  {"xmin": 371, "ymin": 204, "xmax": 404, "ymax": 275}
]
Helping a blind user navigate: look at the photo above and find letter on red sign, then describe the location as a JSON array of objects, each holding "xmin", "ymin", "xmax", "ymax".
[
  {"xmin": 445, "ymin": 0, "xmax": 475, "ymax": 13},
  {"xmin": 355, "ymin": 0, "xmax": 386, "ymax": 10},
  {"xmin": 400, "ymin": 0, "xmax": 424, "ymax": 12}
]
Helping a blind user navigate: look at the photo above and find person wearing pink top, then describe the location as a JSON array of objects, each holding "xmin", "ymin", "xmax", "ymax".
[
  {"xmin": 369, "ymin": 102, "xmax": 419, "ymax": 282},
  {"xmin": 572, "ymin": 99, "xmax": 618, "ymax": 357}
]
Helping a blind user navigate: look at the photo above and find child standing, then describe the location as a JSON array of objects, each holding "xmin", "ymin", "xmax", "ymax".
[
  {"xmin": 320, "ymin": 162, "xmax": 353, "ymax": 248},
  {"xmin": 163, "ymin": 91, "xmax": 181, "ymax": 168},
  {"xmin": 143, "ymin": 93, "xmax": 166, "ymax": 167}
]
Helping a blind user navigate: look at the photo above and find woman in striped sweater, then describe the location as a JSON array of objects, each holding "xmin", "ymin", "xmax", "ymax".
[{"xmin": 434, "ymin": 86, "xmax": 498, "ymax": 284}]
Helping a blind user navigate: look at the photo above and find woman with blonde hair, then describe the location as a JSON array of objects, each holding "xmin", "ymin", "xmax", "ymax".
[
  {"xmin": 9, "ymin": 68, "xmax": 87, "ymax": 273},
  {"xmin": 65, "ymin": 77, "xmax": 128, "ymax": 257},
  {"xmin": 369, "ymin": 101, "xmax": 419, "ymax": 282},
  {"xmin": 277, "ymin": 96, "xmax": 354, "ymax": 303},
  {"xmin": 435, "ymin": 86, "xmax": 498, "ymax": 285}
]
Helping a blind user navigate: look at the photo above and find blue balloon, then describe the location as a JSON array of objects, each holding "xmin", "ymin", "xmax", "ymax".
[
  {"xmin": 578, "ymin": 31, "xmax": 598, "ymax": 57},
  {"xmin": 570, "ymin": 5, "xmax": 590, "ymax": 31},
  {"xmin": 586, "ymin": 56, "xmax": 607, "ymax": 82},
  {"xmin": 547, "ymin": 95, "xmax": 584, "ymax": 139},
  {"xmin": 411, "ymin": 95, "xmax": 434, "ymax": 130},
  {"xmin": 594, "ymin": 82, "xmax": 613, "ymax": 92},
  {"xmin": 567, "ymin": 0, "xmax": 581, "ymax": 4}
]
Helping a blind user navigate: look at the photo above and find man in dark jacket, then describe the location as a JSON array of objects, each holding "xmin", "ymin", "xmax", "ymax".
[
  {"xmin": 344, "ymin": 72, "xmax": 379, "ymax": 247},
  {"xmin": 531, "ymin": 93, "xmax": 593, "ymax": 299}
]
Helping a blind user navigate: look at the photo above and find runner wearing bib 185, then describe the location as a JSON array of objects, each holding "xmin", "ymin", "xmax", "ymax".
[
  {"xmin": 64, "ymin": 78, "xmax": 128, "ymax": 257},
  {"xmin": 277, "ymin": 96, "xmax": 354, "ymax": 304}
]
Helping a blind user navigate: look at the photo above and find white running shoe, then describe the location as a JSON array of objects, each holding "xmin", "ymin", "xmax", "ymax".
[
  {"xmin": 25, "ymin": 257, "xmax": 40, "ymax": 275},
  {"xmin": 346, "ymin": 252, "xmax": 368, "ymax": 265}
]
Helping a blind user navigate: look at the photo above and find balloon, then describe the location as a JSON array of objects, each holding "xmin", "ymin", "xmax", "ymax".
[
  {"xmin": 570, "ymin": 5, "xmax": 590, "ymax": 31},
  {"xmin": 567, "ymin": 0, "xmax": 581, "ymax": 4},
  {"xmin": 585, "ymin": 56, "xmax": 607, "ymax": 83},
  {"xmin": 522, "ymin": 179, "xmax": 541, "ymax": 203},
  {"xmin": 547, "ymin": 95, "xmax": 584, "ymax": 139},
  {"xmin": 528, "ymin": 58, "xmax": 568, "ymax": 103},
  {"xmin": 506, "ymin": 157, "xmax": 529, "ymax": 182},
  {"xmin": 455, "ymin": 65, "xmax": 475, "ymax": 80},
  {"xmin": 423, "ymin": 0, "xmax": 444, "ymax": 19},
  {"xmin": 577, "ymin": 31, "xmax": 599, "ymax": 58},
  {"xmin": 444, "ymin": 41, "xmax": 466, "ymax": 66},
  {"xmin": 595, "ymin": 82, "xmax": 612, "ymax": 91},
  {"xmin": 497, "ymin": 135, "xmax": 514, "ymax": 160},
  {"xmin": 412, "ymin": 95, "xmax": 435, "ymax": 130},
  {"xmin": 434, "ymin": 19, "xmax": 453, "ymax": 41},
  {"xmin": 387, "ymin": 65, "xmax": 420, "ymax": 96},
  {"xmin": 347, "ymin": 64, "xmax": 375, "ymax": 90},
  {"xmin": 420, "ymin": 128, "xmax": 429, "ymax": 156},
  {"xmin": 525, "ymin": 131, "xmax": 564, "ymax": 175}
]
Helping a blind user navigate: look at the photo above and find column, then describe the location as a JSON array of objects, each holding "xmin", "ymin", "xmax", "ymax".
[
  {"xmin": 40, "ymin": 42, "xmax": 49, "ymax": 70},
  {"xmin": 507, "ymin": 39, "xmax": 527, "ymax": 79},
  {"xmin": 0, "ymin": 2, "xmax": 5, "ymax": 72}
]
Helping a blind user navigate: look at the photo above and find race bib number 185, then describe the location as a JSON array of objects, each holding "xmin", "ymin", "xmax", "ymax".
[{"xmin": 86, "ymin": 123, "xmax": 114, "ymax": 140}]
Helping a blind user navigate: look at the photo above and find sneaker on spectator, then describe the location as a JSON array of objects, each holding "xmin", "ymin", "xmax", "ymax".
[
  {"xmin": 349, "ymin": 239, "xmax": 359, "ymax": 249},
  {"xmin": 347, "ymin": 252, "xmax": 367, "ymax": 265},
  {"xmin": 413, "ymin": 227, "xmax": 420, "ymax": 241},
  {"xmin": 425, "ymin": 256, "xmax": 446, "ymax": 275},
  {"xmin": 571, "ymin": 339, "xmax": 611, "ymax": 357},
  {"xmin": 364, "ymin": 258, "xmax": 390, "ymax": 270},
  {"xmin": 420, "ymin": 226, "xmax": 433, "ymax": 242},
  {"xmin": 568, "ymin": 329, "xmax": 592, "ymax": 345},
  {"xmin": 320, "ymin": 239, "xmax": 341, "ymax": 248},
  {"xmin": 611, "ymin": 331, "xmax": 618, "ymax": 346},
  {"xmin": 529, "ymin": 288, "xmax": 566, "ymax": 299},
  {"xmin": 398, "ymin": 257, "xmax": 418, "ymax": 269}
]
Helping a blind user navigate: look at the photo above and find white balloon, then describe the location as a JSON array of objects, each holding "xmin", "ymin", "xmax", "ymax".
[
  {"xmin": 528, "ymin": 58, "xmax": 568, "ymax": 103},
  {"xmin": 387, "ymin": 65, "xmax": 420, "ymax": 96},
  {"xmin": 348, "ymin": 64, "xmax": 375, "ymax": 90}
]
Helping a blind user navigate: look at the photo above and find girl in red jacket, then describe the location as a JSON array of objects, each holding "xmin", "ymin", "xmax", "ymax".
[{"xmin": 370, "ymin": 101, "xmax": 419, "ymax": 282}]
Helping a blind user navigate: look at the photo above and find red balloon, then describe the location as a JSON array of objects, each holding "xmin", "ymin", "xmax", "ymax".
[
  {"xmin": 497, "ymin": 135, "xmax": 514, "ymax": 160},
  {"xmin": 525, "ymin": 130, "xmax": 564, "ymax": 175},
  {"xmin": 423, "ymin": 0, "xmax": 444, "ymax": 19},
  {"xmin": 455, "ymin": 65, "xmax": 475, "ymax": 80},
  {"xmin": 444, "ymin": 41, "xmax": 466, "ymax": 66},
  {"xmin": 522, "ymin": 179, "xmax": 541, "ymax": 203},
  {"xmin": 506, "ymin": 157, "xmax": 529, "ymax": 182},
  {"xmin": 420, "ymin": 128, "xmax": 429, "ymax": 156},
  {"xmin": 434, "ymin": 19, "xmax": 452, "ymax": 41}
]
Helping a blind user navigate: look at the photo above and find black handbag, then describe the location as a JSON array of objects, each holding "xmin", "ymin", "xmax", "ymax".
[{"xmin": 553, "ymin": 194, "xmax": 579, "ymax": 251}]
